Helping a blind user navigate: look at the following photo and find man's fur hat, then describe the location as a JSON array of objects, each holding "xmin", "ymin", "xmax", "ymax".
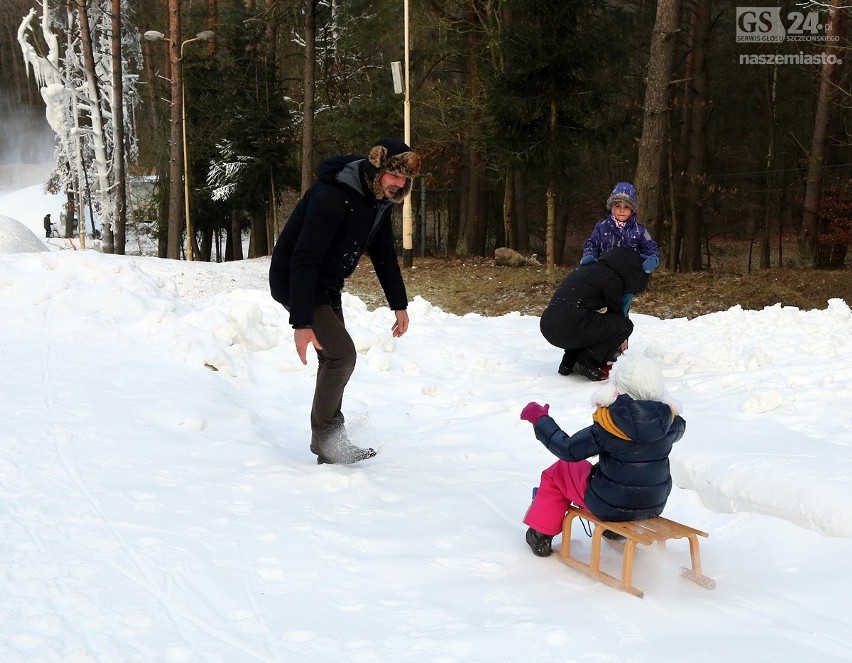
[{"xmin": 364, "ymin": 137, "xmax": 421, "ymax": 203}]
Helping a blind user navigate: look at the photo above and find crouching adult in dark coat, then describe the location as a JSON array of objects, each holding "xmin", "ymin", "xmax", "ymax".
[
  {"xmin": 540, "ymin": 247, "xmax": 649, "ymax": 380},
  {"xmin": 269, "ymin": 138, "xmax": 421, "ymax": 464}
]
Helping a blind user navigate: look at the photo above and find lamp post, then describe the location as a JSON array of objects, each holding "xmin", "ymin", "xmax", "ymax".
[
  {"xmin": 401, "ymin": 0, "xmax": 414, "ymax": 268},
  {"xmin": 391, "ymin": 4, "xmax": 414, "ymax": 267},
  {"xmin": 144, "ymin": 29, "xmax": 214, "ymax": 261}
]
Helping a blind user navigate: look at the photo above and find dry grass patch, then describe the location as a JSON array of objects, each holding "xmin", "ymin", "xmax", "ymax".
[{"xmin": 347, "ymin": 256, "xmax": 851, "ymax": 320}]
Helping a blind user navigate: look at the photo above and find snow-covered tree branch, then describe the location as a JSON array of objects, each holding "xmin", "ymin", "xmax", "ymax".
[{"xmin": 17, "ymin": 0, "xmax": 141, "ymax": 251}]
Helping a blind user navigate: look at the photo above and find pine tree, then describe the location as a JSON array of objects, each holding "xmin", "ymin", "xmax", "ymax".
[{"xmin": 483, "ymin": 0, "xmax": 616, "ymax": 269}]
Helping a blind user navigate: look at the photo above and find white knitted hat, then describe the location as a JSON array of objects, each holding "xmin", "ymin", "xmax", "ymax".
[
  {"xmin": 615, "ymin": 355, "xmax": 664, "ymax": 400},
  {"xmin": 591, "ymin": 354, "xmax": 668, "ymax": 410}
]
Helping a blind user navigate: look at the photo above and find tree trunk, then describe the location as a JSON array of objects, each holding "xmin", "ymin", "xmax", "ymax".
[
  {"xmin": 502, "ymin": 170, "xmax": 515, "ymax": 250},
  {"xmin": 514, "ymin": 170, "xmax": 529, "ymax": 254},
  {"xmin": 462, "ymin": 144, "xmax": 484, "ymax": 255},
  {"xmin": 545, "ymin": 182, "xmax": 556, "ymax": 275},
  {"xmin": 66, "ymin": 0, "xmax": 87, "ymax": 249},
  {"xmin": 554, "ymin": 181, "xmax": 570, "ymax": 265},
  {"xmin": 206, "ymin": 0, "xmax": 218, "ymax": 56},
  {"xmin": 200, "ymin": 227, "xmax": 213, "ymax": 262},
  {"xmin": 248, "ymin": 211, "xmax": 268, "ymax": 258},
  {"xmin": 141, "ymin": 38, "xmax": 162, "ymax": 139},
  {"xmin": 759, "ymin": 64, "xmax": 778, "ymax": 269},
  {"xmin": 456, "ymin": 12, "xmax": 485, "ymax": 257},
  {"xmin": 448, "ymin": 171, "xmax": 463, "ymax": 254},
  {"xmin": 635, "ymin": 0, "xmax": 681, "ymax": 242},
  {"xmin": 167, "ymin": 0, "xmax": 184, "ymax": 259},
  {"xmin": 266, "ymin": 172, "xmax": 277, "ymax": 256},
  {"xmin": 799, "ymin": 0, "xmax": 843, "ymax": 267},
  {"xmin": 76, "ymin": 0, "xmax": 111, "ymax": 244},
  {"xmin": 666, "ymin": 109, "xmax": 680, "ymax": 270},
  {"xmin": 157, "ymin": 164, "xmax": 169, "ymax": 258},
  {"xmin": 64, "ymin": 191, "xmax": 75, "ymax": 238},
  {"xmin": 110, "ymin": 0, "xmax": 125, "ymax": 255},
  {"xmin": 545, "ymin": 93, "xmax": 557, "ymax": 273},
  {"xmin": 231, "ymin": 211, "xmax": 243, "ymax": 261},
  {"xmin": 462, "ymin": 47, "xmax": 485, "ymax": 256},
  {"xmin": 301, "ymin": 0, "xmax": 317, "ymax": 194},
  {"xmin": 679, "ymin": 0, "xmax": 710, "ymax": 272}
]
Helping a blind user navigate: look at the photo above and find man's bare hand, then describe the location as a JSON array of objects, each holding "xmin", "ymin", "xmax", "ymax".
[
  {"xmin": 294, "ymin": 328, "xmax": 322, "ymax": 365},
  {"xmin": 392, "ymin": 310, "xmax": 409, "ymax": 338}
]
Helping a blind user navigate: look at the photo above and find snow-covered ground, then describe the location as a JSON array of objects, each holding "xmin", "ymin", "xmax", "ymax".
[{"xmin": 1, "ymin": 183, "xmax": 851, "ymax": 662}]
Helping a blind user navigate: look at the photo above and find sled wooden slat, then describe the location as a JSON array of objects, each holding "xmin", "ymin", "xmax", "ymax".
[{"xmin": 558, "ymin": 506, "xmax": 716, "ymax": 598}]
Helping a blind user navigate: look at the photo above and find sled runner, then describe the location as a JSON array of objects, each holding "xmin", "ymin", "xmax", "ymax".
[{"xmin": 558, "ymin": 505, "xmax": 716, "ymax": 598}]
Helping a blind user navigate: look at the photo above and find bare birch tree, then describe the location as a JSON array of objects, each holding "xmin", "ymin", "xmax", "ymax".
[
  {"xmin": 75, "ymin": 0, "xmax": 112, "ymax": 242},
  {"xmin": 110, "ymin": 0, "xmax": 125, "ymax": 254}
]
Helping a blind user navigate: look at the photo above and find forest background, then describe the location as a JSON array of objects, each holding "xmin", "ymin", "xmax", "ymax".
[{"xmin": 0, "ymin": 0, "xmax": 850, "ymax": 277}]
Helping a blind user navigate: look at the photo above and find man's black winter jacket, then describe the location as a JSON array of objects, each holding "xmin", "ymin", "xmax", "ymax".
[{"xmin": 269, "ymin": 156, "xmax": 408, "ymax": 327}]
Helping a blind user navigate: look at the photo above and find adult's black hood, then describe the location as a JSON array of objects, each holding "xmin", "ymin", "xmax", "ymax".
[{"xmin": 598, "ymin": 247, "xmax": 649, "ymax": 295}]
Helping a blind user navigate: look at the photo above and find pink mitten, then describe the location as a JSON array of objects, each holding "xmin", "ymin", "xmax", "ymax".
[{"xmin": 520, "ymin": 402, "xmax": 550, "ymax": 424}]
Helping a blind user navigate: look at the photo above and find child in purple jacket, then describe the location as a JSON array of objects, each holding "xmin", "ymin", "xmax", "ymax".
[
  {"xmin": 581, "ymin": 182, "xmax": 660, "ymax": 269},
  {"xmin": 580, "ymin": 181, "xmax": 660, "ymax": 320}
]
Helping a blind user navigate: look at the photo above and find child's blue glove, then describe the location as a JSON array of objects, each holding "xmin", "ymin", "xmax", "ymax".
[
  {"xmin": 641, "ymin": 254, "xmax": 659, "ymax": 273},
  {"xmin": 579, "ymin": 254, "xmax": 597, "ymax": 266}
]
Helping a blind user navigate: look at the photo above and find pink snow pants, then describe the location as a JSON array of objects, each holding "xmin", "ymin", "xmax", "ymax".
[{"xmin": 524, "ymin": 459, "xmax": 593, "ymax": 536}]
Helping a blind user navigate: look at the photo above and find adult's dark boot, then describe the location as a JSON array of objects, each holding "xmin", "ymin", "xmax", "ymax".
[
  {"xmin": 557, "ymin": 350, "xmax": 581, "ymax": 376},
  {"xmin": 573, "ymin": 354, "xmax": 607, "ymax": 381},
  {"xmin": 317, "ymin": 444, "xmax": 377, "ymax": 465}
]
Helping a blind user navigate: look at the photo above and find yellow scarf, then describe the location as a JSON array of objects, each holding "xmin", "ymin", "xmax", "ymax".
[
  {"xmin": 592, "ymin": 404, "xmax": 676, "ymax": 442},
  {"xmin": 593, "ymin": 407, "xmax": 632, "ymax": 441}
]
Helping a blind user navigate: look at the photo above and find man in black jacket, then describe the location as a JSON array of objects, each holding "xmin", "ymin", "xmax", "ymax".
[{"xmin": 270, "ymin": 138, "xmax": 421, "ymax": 464}]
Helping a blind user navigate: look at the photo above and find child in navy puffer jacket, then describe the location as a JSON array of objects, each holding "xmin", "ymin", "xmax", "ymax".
[{"xmin": 519, "ymin": 355, "xmax": 685, "ymax": 557}]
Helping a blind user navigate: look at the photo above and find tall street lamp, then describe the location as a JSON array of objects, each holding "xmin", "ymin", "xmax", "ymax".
[
  {"xmin": 144, "ymin": 29, "xmax": 214, "ymax": 261},
  {"xmin": 401, "ymin": 0, "xmax": 414, "ymax": 268},
  {"xmin": 391, "ymin": 4, "xmax": 414, "ymax": 267}
]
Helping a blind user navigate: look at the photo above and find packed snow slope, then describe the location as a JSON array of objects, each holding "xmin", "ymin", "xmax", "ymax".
[{"xmin": 0, "ymin": 198, "xmax": 851, "ymax": 661}]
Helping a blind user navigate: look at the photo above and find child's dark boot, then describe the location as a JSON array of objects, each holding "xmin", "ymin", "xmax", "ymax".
[
  {"xmin": 525, "ymin": 527, "xmax": 554, "ymax": 557},
  {"xmin": 601, "ymin": 529, "xmax": 626, "ymax": 542}
]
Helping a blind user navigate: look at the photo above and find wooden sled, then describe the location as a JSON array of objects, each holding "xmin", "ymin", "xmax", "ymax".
[{"xmin": 558, "ymin": 506, "xmax": 716, "ymax": 598}]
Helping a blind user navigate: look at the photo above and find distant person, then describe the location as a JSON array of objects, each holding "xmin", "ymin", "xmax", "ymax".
[
  {"xmin": 580, "ymin": 182, "xmax": 660, "ymax": 315},
  {"xmin": 519, "ymin": 355, "xmax": 686, "ymax": 557},
  {"xmin": 43, "ymin": 213, "xmax": 52, "ymax": 238},
  {"xmin": 540, "ymin": 247, "xmax": 648, "ymax": 380},
  {"xmin": 269, "ymin": 137, "xmax": 421, "ymax": 465}
]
